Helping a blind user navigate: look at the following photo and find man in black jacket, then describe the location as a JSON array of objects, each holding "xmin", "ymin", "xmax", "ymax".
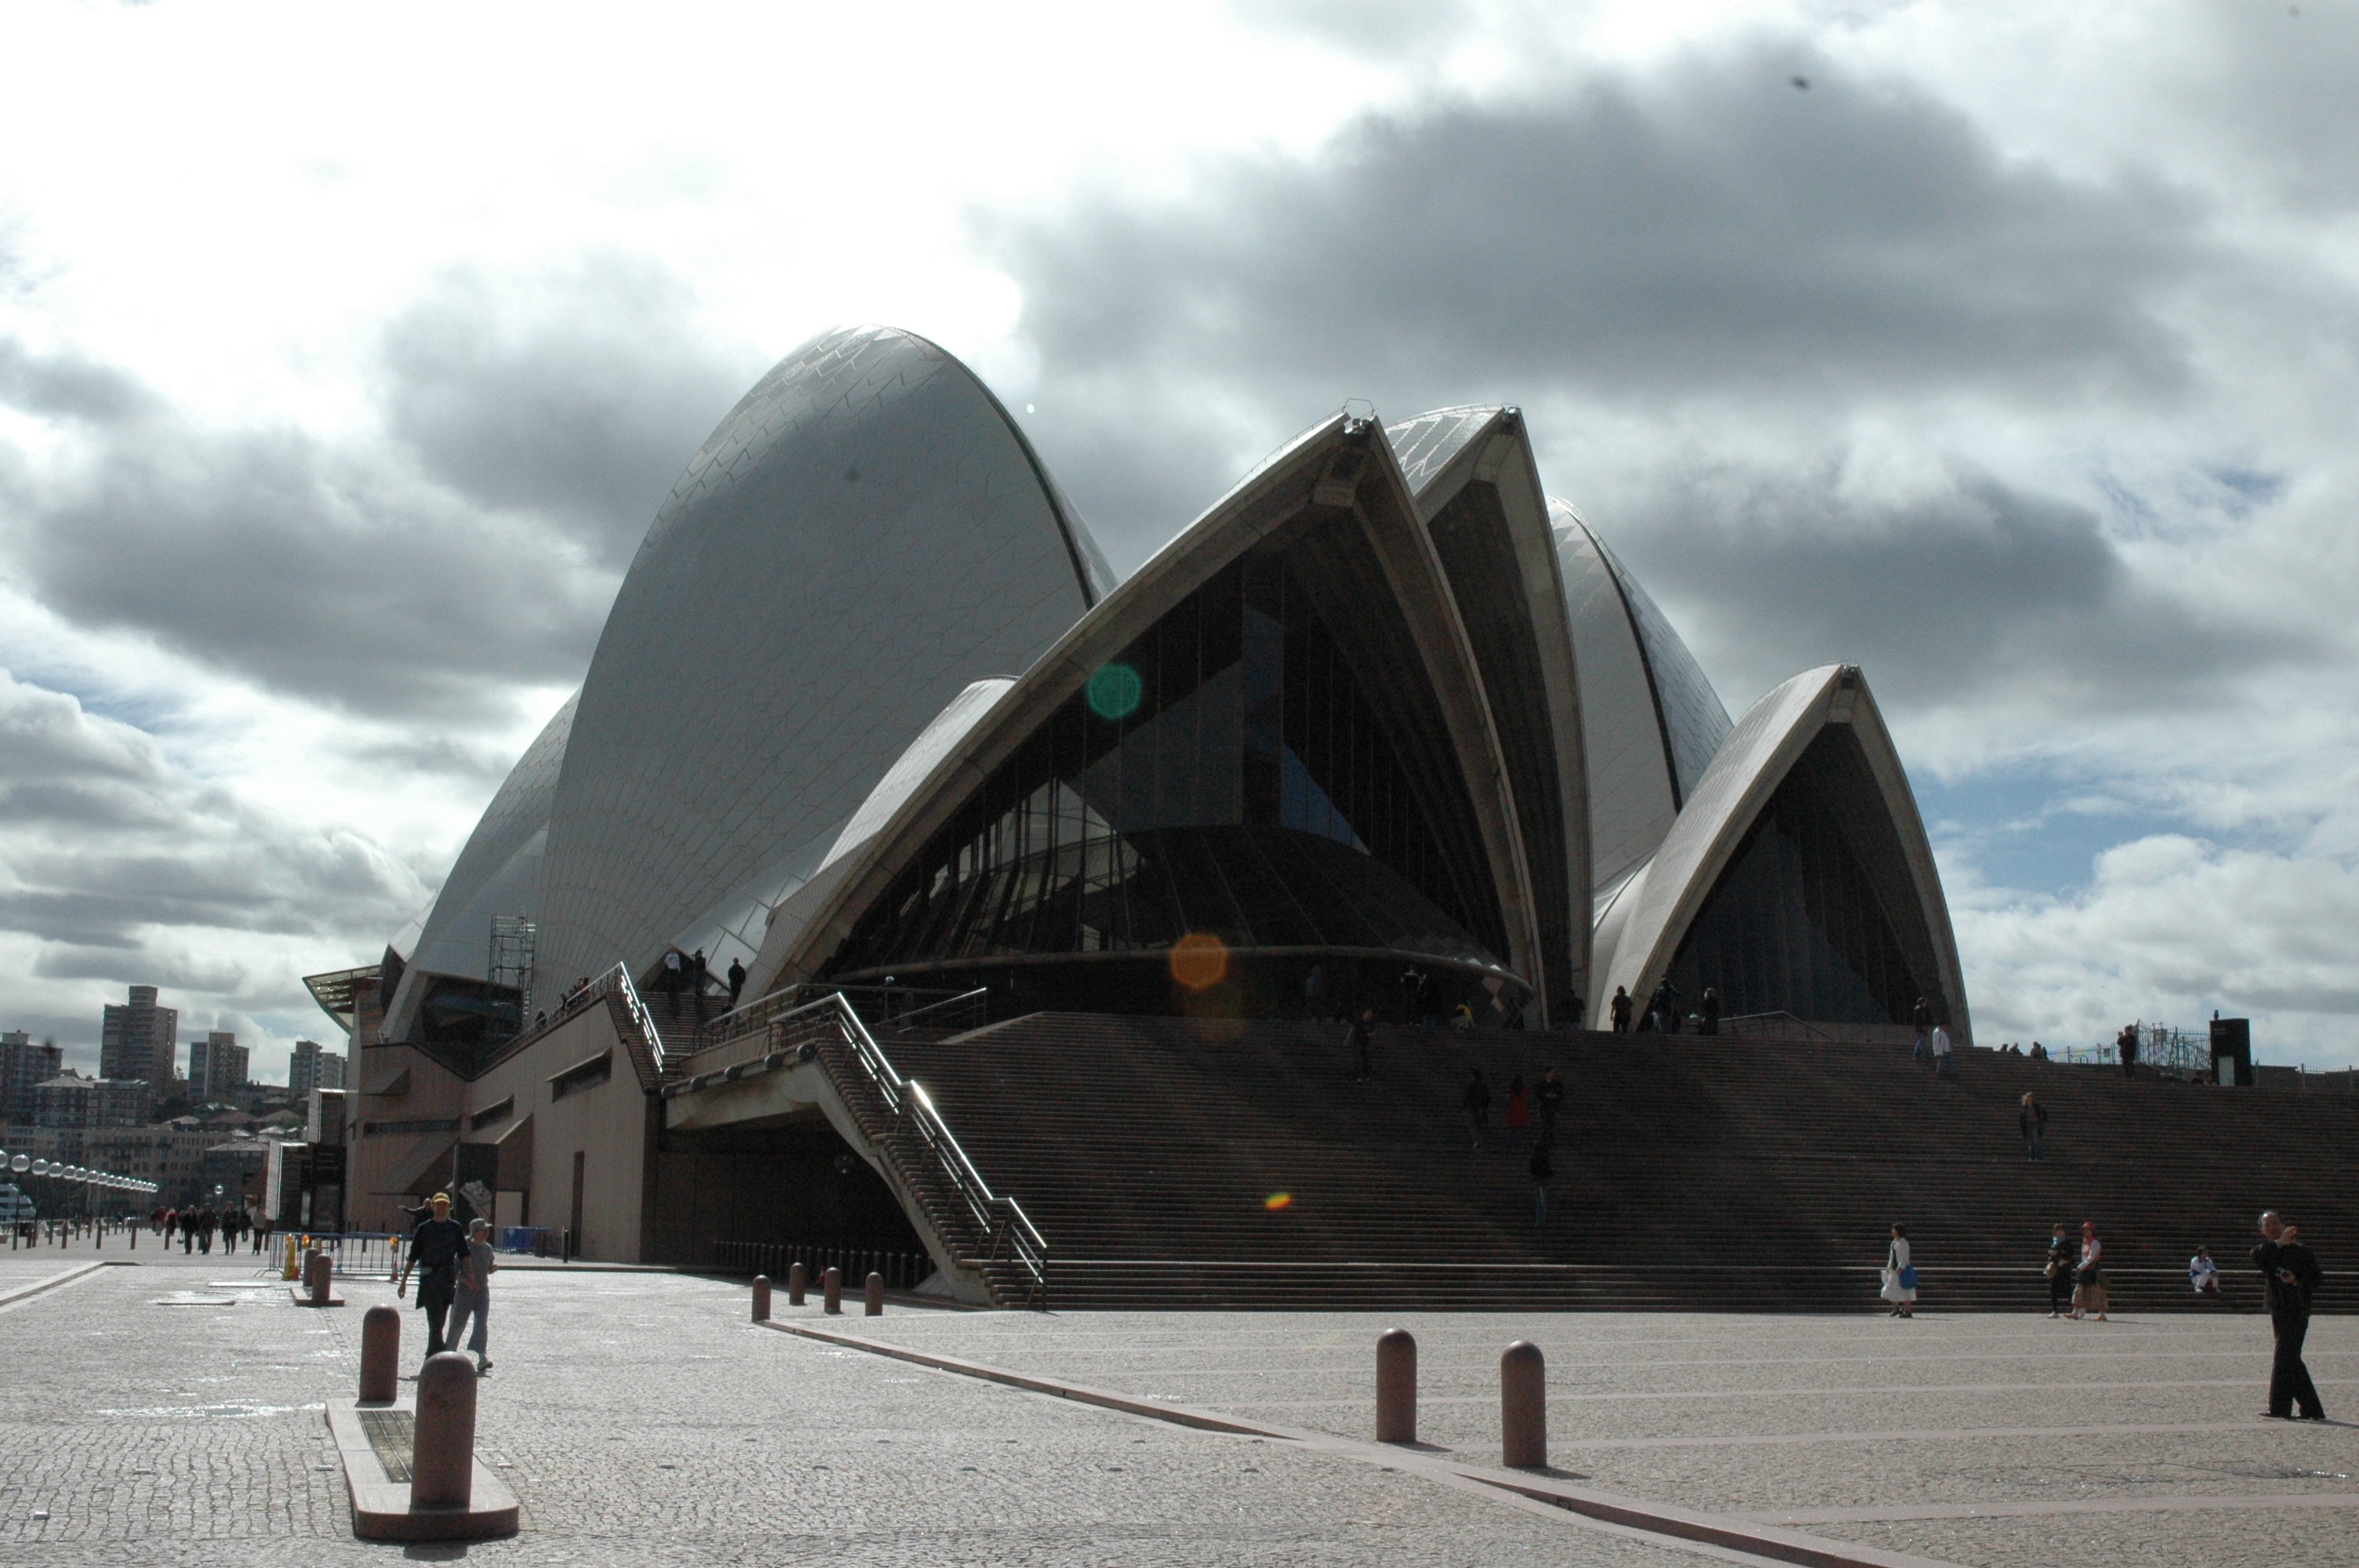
[
  {"xmin": 398, "ymin": 1192, "xmax": 471, "ymax": 1362},
  {"xmin": 2252, "ymin": 1210, "xmax": 2326, "ymax": 1420}
]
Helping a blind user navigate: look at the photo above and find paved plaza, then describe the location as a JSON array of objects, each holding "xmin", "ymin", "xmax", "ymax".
[{"xmin": 2, "ymin": 1244, "xmax": 2353, "ymax": 1566}]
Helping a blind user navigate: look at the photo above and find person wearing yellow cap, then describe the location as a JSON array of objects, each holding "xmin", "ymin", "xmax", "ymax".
[{"xmin": 396, "ymin": 1192, "xmax": 468, "ymax": 1362}]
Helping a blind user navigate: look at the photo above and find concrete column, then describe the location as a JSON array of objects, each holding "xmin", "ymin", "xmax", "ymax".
[
  {"xmin": 359, "ymin": 1306, "xmax": 401, "ymax": 1403},
  {"xmin": 1376, "ymin": 1329, "xmax": 1416, "ymax": 1444},
  {"xmin": 1501, "ymin": 1341, "xmax": 1546, "ymax": 1469},
  {"xmin": 412, "ymin": 1352, "xmax": 478, "ymax": 1508}
]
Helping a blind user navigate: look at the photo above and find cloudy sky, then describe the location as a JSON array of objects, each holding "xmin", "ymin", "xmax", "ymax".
[{"xmin": 2, "ymin": 0, "xmax": 2354, "ymax": 1081}]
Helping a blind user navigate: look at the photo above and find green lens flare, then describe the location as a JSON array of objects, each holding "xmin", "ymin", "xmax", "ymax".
[{"xmin": 1085, "ymin": 662, "xmax": 1143, "ymax": 720}]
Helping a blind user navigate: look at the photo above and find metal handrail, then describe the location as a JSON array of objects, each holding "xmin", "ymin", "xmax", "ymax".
[
  {"xmin": 550, "ymin": 961, "xmax": 669, "ymax": 1070},
  {"xmin": 878, "ymin": 987, "xmax": 990, "ymax": 1034}
]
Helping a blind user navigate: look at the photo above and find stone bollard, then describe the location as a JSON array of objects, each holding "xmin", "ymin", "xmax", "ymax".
[
  {"xmin": 1501, "ymin": 1341, "xmax": 1546, "ymax": 1469},
  {"xmin": 823, "ymin": 1265, "xmax": 842, "ymax": 1316},
  {"xmin": 787, "ymin": 1261, "xmax": 807, "ymax": 1306},
  {"xmin": 1376, "ymin": 1328, "xmax": 1417, "ymax": 1444},
  {"xmin": 752, "ymin": 1274, "xmax": 772, "ymax": 1322},
  {"xmin": 359, "ymin": 1305, "xmax": 401, "ymax": 1402},
  {"xmin": 412, "ymin": 1352, "xmax": 478, "ymax": 1508},
  {"xmin": 305, "ymin": 1250, "xmax": 333, "ymax": 1305},
  {"xmin": 865, "ymin": 1272, "xmax": 884, "ymax": 1316}
]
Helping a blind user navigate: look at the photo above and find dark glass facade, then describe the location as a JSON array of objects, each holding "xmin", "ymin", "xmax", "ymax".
[
  {"xmin": 823, "ymin": 550, "xmax": 1518, "ymax": 1009},
  {"xmin": 1663, "ymin": 727, "xmax": 1934, "ymax": 1025}
]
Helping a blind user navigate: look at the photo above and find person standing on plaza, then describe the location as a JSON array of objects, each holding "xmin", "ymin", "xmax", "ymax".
[
  {"xmin": 1648, "ymin": 977, "xmax": 1678, "ymax": 1034},
  {"xmin": 1535, "ymin": 1065, "xmax": 1565, "ymax": 1147},
  {"xmin": 1528, "ymin": 1142, "xmax": 1553, "ymax": 1224},
  {"xmin": 2019, "ymin": 1092, "xmax": 2047, "ymax": 1160},
  {"xmin": 1460, "ymin": 1069, "xmax": 1491, "ymax": 1152},
  {"xmin": 1610, "ymin": 986, "xmax": 1633, "ymax": 1033},
  {"xmin": 1930, "ymin": 1025, "xmax": 1954, "ymax": 1077},
  {"xmin": 162, "ymin": 1208, "xmax": 177, "ymax": 1248},
  {"xmin": 2117, "ymin": 1024, "xmax": 2139, "ymax": 1080},
  {"xmin": 1504, "ymin": 1074, "xmax": 1531, "ymax": 1149},
  {"xmin": 1882, "ymin": 1224, "xmax": 1917, "ymax": 1317},
  {"xmin": 1346, "ymin": 1009, "xmax": 1376, "ymax": 1083},
  {"xmin": 444, "ymin": 1218, "xmax": 497, "ymax": 1375},
  {"xmin": 396, "ymin": 1192, "xmax": 470, "ymax": 1360},
  {"xmin": 2045, "ymin": 1223, "xmax": 2075, "ymax": 1317},
  {"xmin": 2252, "ymin": 1211, "xmax": 2326, "ymax": 1420},
  {"xmin": 1699, "ymin": 986, "xmax": 1722, "ymax": 1036},
  {"xmin": 2073, "ymin": 1220, "xmax": 2108, "ymax": 1320}
]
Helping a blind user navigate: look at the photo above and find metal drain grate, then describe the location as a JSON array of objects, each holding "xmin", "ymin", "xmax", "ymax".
[{"xmin": 358, "ymin": 1408, "xmax": 415, "ymax": 1483}]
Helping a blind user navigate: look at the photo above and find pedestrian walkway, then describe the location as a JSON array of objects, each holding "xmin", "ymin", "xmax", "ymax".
[{"xmin": 2, "ymin": 1247, "xmax": 2350, "ymax": 1566}]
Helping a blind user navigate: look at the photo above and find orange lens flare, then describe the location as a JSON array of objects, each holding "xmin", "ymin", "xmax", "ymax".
[
  {"xmin": 1264, "ymin": 1192, "xmax": 1292, "ymax": 1210},
  {"xmin": 1169, "ymin": 932, "xmax": 1229, "ymax": 992}
]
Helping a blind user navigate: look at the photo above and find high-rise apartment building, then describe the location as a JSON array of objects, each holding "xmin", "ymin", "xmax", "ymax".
[
  {"xmin": 100, "ymin": 985, "xmax": 178, "ymax": 1090},
  {"xmin": 1, "ymin": 1030, "xmax": 65, "ymax": 1126},
  {"xmin": 186, "ymin": 1031, "xmax": 249, "ymax": 1101},
  {"xmin": 288, "ymin": 1040, "xmax": 345, "ymax": 1096}
]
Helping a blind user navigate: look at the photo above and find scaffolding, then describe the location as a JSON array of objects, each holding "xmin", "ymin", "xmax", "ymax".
[
  {"xmin": 2054, "ymin": 1021, "xmax": 2214, "ymax": 1076},
  {"xmin": 488, "ymin": 916, "xmax": 537, "ymax": 1033}
]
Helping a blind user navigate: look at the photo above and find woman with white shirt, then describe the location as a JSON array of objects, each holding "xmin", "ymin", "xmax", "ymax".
[
  {"xmin": 2073, "ymin": 1220, "xmax": 2108, "ymax": 1320},
  {"xmin": 1881, "ymin": 1224, "xmax": 1917, "ymax": 1318}
]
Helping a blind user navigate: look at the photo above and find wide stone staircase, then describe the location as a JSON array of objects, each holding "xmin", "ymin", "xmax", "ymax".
[{"xmin": 877, "ymin": 1013, "xmax": 2359, "ymax": 1313}]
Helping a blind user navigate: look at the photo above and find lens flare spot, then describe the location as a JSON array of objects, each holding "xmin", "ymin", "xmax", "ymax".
[
  {"xmin": 1264, "ymin": 1192, "xmax": 1292, "ymax": 1210},
  {"xmin": 1169, "ymin": 932, "xmax": 1229, "ymax": 992},
  {"xmin": 1085, "ymin": 662, "xmax": 1143, "ymax": 720}
]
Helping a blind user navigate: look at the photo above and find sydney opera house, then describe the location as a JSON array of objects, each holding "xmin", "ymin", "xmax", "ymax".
[{"xmin": 308, "ymin": 325, "xmax": 1968, "ymax": 1290}]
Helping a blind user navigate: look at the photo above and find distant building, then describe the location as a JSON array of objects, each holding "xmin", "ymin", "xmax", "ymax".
[
  {"xmin": 32, "ymin": 1071, "xmax": 151, "ymax": 1129},
  {"xmin": 1, "ymin": 1030, "xmax": 64, "ymax": 1125},
  {"xmin": 100, "ymin": 985, "xmax": 179, "ymax": 1091},
  {"xmin": 79, "ymin": 1126, "xmax": 222, "ymax": 1209},
  {"xmin": 186, "ymin": 1031, "xmax": 249, "ymax": 1101},
  {"xmin": 289, "ymin": 1040, "xmax": 345, "ymax": 1096}
]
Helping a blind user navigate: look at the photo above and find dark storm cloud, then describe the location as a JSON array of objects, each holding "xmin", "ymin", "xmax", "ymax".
[
  {"xmin": 380, "ymin": 254, "xmax": 759, "ymax": 564},
  {"xmin": 1611, "ymin": 462, "xmax": 2314, "ymax": 715},
  {"xmin": 0, "ymin": 676, "xmax": 422, "ymax": 949},
  {"xmin": 988, "ymin": 38, "xmax": 2206, "ymax": 411}
]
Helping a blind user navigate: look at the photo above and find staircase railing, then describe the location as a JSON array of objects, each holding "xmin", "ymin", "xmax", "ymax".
[
  {"xmin": 554, "ymin": 961, "xmax": 667, "ymax": 1071},
  {"xmin": 664, "ymin": 984, "xmax": 1046, "ymax": 1308}
]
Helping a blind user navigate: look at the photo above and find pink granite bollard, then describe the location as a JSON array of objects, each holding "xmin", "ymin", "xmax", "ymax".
[
  {"xmin": 1501, "ymin": 1340, "xmax": 1546, "ymax": 1469},
  {"xmin": 864, "ymin": 1272, "xmax": 884, "ymax": 1316},
  {"xmin": 412, "ymin": 1352, "xmax": 478, "ymax": 1508},
  {"xmin": 359, "ymin": 1305, "xmax": 401, "ymax": 1403},
  {"xmin": 822, "ymin": 1265, "xmax": 842, "ymax": 1316},
  {"xmin": 1376, "ymin": 1328, "xmax": 1416, "ymax": 1444},
  {"xmin": 787, "ymin": 1261, "xmax": 807, "ymax": 1306},
  {"xmin": 305, "ymin": 1250, "xmax": 333, "ymax": 1305},
  {"xmin": 752, "ymin": 1274, "xmax": 772, "ymax": 1322}
]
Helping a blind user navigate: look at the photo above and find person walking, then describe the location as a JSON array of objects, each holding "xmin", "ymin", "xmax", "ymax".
[
  {"xmin": 2252, "ymin": 1211, "xmax": 2326, "ymax": 1420},
  {"xmin": 1699, "ymin": 986, "xmax": 1722, "ymax": 1036},
  {"xmin": 1346, "ymin": 1009, "xmax": 1376, "ymax": 1083},
  {"xmin": 660, "ymin": 948, "xmax": 684, "ymax": 1003},
  {"xmin": 1882, "ymin": 1224, "xmax": 1917, "ymax": 1317},
  {"xmin": 1930, "ymin": 1025, "xmax": 1955, "ymax": 1077},
  {"xmin": 1911, "ymin": 998, "xmax": 1932, "ymax": 1061},
  {"xmin": 1610, "ymin": 986, "xmax": 1633, "ymax": 1033},
  {"xmin": 1528, "ymin": 1142, "xmax": 1553, "ymax": 1225},
  {"xmin": 1535, "ymin": 1065, "xmax": 1565, "ymax": 1147},
  {"xmin": 2019, "ymin": 1093, "xmax": 2047, "ymax": 1160},
  {"xmin": 2045, "ymin": 1223, "xmax": 2075, "ymax": 1317},
  {"xmin": 1648, "ymin": 978, "xmax": 1679, "ymax": 1034},
  {"xmin": 444, "ymin": 1218, "xmax": 498, "ymax": 1374},
  {"xmin": 1460, "ymin": 1069, "xmax": 1492, "ymax": 1152},
  {"xmin": 163, "ymin": 1208, "xmax": 177, "ymax": 1249},
  {"xmin": 2073, "ymin": 1220, "xmax": 2108, "ymax": 1320},
  {"xmin": 1504, "ymin": 1075, "xmax": 1531, "ymax": 1149},
  {"xmin": 396, "ymin": 1192, "xmax": 470, "ymax": 1361},
  {"xmin": 726, "ymin": 956, "xmax": 747, "ymax": 1010}
]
